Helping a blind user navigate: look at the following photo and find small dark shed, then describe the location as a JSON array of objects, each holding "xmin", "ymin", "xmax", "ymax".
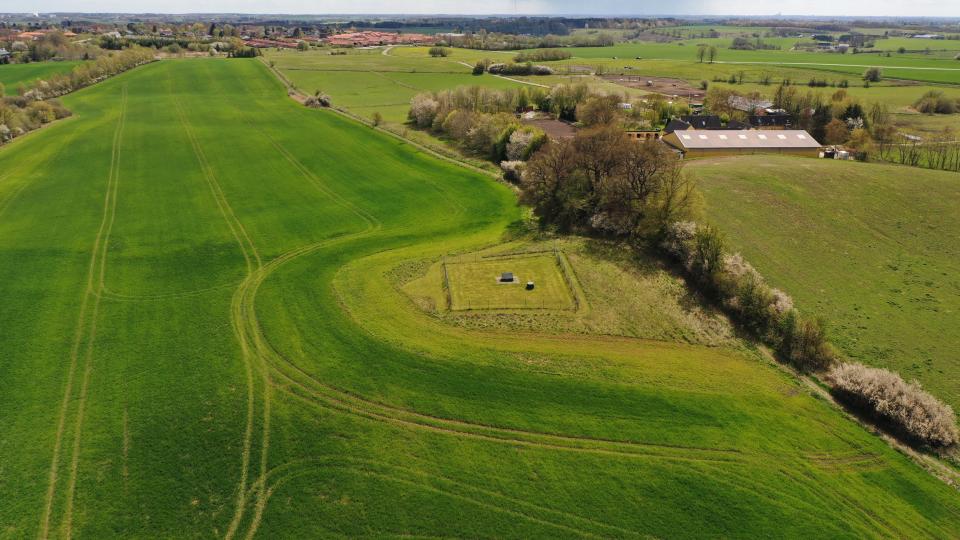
[{"xmin": 500, "ymin": 272, "xmax": 515, "ymax": 283}]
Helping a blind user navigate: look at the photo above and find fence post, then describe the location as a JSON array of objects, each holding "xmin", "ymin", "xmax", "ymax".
[{"xmin": 441, "ymin": 255, "xmax": 453, "ymax": 310}]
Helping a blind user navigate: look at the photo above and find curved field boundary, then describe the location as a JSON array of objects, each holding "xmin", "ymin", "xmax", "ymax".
[{"xmin": 225, "ymin": 136, "xmax": 382, "ymax": 540}]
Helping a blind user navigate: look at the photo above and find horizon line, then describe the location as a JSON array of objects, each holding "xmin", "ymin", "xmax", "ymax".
[{"xmin": 3, "ymin": 12, "xmax": 960, "ymax": 19}]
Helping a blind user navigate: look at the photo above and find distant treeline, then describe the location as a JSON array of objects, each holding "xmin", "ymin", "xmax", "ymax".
[
  {"xmin": 441, "ymin": 32, "xmax": 615, "ymax": 51},
  {"xmin": 347, "ymin": 17, "xmax": 673, "ymax": 36}
]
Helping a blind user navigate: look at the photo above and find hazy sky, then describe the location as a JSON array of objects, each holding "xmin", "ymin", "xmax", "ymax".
[{"xmin": 3, "ymin": 0, "xmax": 958, "ymax": 17}]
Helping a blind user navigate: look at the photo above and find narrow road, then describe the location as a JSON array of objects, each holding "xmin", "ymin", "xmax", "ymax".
[{"xmin": 492, "ymin": 75, "xmax": 550, "ymax": 88}]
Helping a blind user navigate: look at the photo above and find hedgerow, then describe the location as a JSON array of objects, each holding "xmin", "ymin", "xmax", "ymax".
[
  {"xmin": 0, "ymin": 47, "xmax": 153, "ymax": 146},
  {"xmin": 660, "ymin": 221, "xmax": 835, "ymax": 372},
  {"xmin": 828, "ymin": 363, "xmax": 958, "ymax": 447}
]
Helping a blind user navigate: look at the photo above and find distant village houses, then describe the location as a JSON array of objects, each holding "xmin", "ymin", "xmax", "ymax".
[{"xmin": 324, "ymin": 31, "xmax": 434, "ymax": 47}]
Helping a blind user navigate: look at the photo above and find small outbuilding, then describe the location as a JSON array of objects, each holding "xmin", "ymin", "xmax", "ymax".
[{"xmin": 499, "ymin": 272, "xmax": 515, "ymax": 283}]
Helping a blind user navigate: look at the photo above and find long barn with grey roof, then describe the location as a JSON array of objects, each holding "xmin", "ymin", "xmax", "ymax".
[{"xmin": 662, "ymin": 129, "xmax": 822, "ymax": 158}]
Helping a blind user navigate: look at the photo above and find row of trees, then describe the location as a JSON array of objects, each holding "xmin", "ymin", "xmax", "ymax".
[
  {"xmin": 409, "ymin": 82, "xmax": 688, "ymax": 146},
  {"xmin": 829, "ymin": 363, "xmax": 957, "ymax": 446},
  {"xmin": 486, "ymin": 62, "xmax": 554, "ymax": 76},
  {"xmin": 879, "ymin": 130, "xmax": 960, "ymax": 172},
  {"xmin": 660, "ymin": 222, "xmax": 833, "ymax": 372},
  {"xmin": 408, "ymin": 84, "xmax": 590, "ymax": 127},
  {"xmin": 17, "ymin": 47, "xmax": 155, "ymax": 100},
  {"xmin": 0, "ymin": 47, "xmax": 154, "ymax": 145},
  {"xmin": 695, "ymin": 44, "xmax": 718, "ymax": 63},
  {"xmin": 513, "ymin": 49, "xmax": 572, "ymax": 62},
  {"xmin": 408, "ymin": 88, "xmax": 547, "ymax": 163},
  {"xmin": 0, "ymin": 93, "xmax": 71, "ymax": 143}
]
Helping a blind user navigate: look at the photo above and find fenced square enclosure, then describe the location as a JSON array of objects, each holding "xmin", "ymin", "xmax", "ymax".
[{"xmin": 445, "ymin": 254, "xmax": 576, "ymax": 311}]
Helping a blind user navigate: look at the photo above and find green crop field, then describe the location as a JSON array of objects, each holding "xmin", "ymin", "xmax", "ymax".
[
  {"xmin": 0, "ymin": 61, "xmax": 79, "ymax": 88},
  {"xmin": 2, "ymin": 57, "xmax": 960, "ymax": 537},
  {"xmin": 692, "ymin": 155, "xmax": 960, "ymax": 411}
]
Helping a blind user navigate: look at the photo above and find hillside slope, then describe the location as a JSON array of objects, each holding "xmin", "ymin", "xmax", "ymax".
[{"xmin": 692, "ymin": 155, "xmax": 960, "ymax": 411}]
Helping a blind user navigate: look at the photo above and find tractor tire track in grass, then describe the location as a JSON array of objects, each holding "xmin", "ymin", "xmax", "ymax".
[
  {"xmin": 220, "ymin": 115, "xmax": 741, "ymax": 537},
  {"xmin": 244, "ymin": 457, "xmax": 649, "ymax": 539},
  {"xmin": 171, "ymin": 94, "xmax": 269, "ymax": 540},
  {"xmin": 235, "ymin": 234, "xmax": 744, "ymax": 464},
  {"xmin": 236, "ymin": 69, "xmax": 897, "ymax": 536},
  {"xmin": 226, "ymin": 126, "xmax": 382, "ymax": 539},
  {"xmin": 38, "ymin": 85, "xmax": 127, "ymax": 540}
]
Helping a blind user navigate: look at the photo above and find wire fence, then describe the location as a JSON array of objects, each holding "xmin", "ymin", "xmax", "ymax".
[
  {"xmin": 441, "ymin": 255, "xmax": 453, "ymax": 310},
  {"xmin": 553, "ymin": 245, "xmax": 581, "ymax": 311},
  {"xmin": 455, "ymin": 295, "xmax": 562, "ymax": 311}
]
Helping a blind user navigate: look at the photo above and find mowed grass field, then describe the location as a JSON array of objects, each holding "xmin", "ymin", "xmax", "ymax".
[
  {"xmin": 1, "ymin": 58, "xmax": 960, "ymax": 537},
  {"xmin": 445, "ymin": 253, "xmax": 576, "ymax": 311},
  {"xmin": 691, "ymin": 155, "xmax": 960, "ymax": 410},
  {"xmin": 0, "ymin": 61, "xmax": 79, "ymax": 88}
]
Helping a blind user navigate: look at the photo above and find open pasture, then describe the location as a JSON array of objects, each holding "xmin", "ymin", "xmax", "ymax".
[
  {"xmin": 1, "ymin": 57, "xmax": 960, "ymax": 537},
  {"xmin": 267, "ymin": 48, "xmax": 529, "ymax": 122},
  {"xmin": 691, "ymin": 155, "xmax": 960, "ymax": 410}
]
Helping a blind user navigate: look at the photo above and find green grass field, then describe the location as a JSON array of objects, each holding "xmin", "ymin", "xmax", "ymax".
[
  {"xmin": 691, "ymin": 155, "xmax": 960, "ymax": 411},
  {"xmin": 444, "ymin": 252, "xmax": 576, "ymax": 311},
  {"xmin": 0, "ymin": 61, "xmax": 79, "ymax": 88},
  {"xmin": 267, "ymin": 48, "xmax": 529, "ymax": 123},
  {"xmin": 2, "ymin": 58, "xmax": 960, "ymax": 537}
]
